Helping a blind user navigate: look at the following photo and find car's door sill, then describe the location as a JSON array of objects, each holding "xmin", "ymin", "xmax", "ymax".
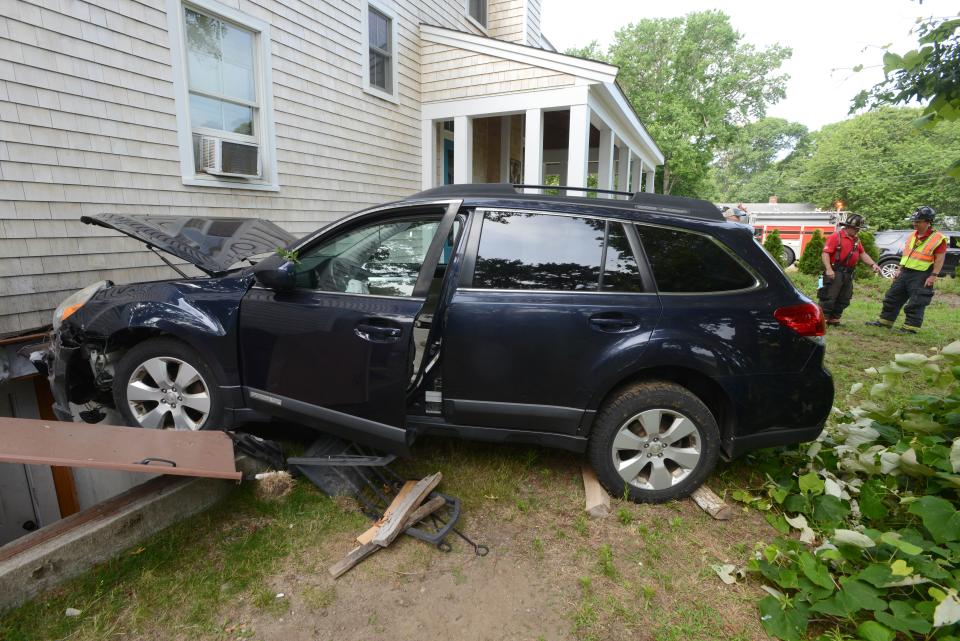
[{"xmin": 406, "ymin": 416, "xmax": 587, "ymax": 453}]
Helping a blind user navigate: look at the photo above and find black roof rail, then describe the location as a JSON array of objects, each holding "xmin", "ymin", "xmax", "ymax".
[{"xmin": 410, "ymin": 183, "xmax": 723, "ymax": 221}]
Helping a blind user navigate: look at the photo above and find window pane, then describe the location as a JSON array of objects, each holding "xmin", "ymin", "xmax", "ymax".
[
  {"xmin": 369, "ymin": 9, "xmax": 389, "ymax": 49},
  {"xmin": 473, "ymin": 212, "xmax": 603, "ymax": 291},
  {"xmin": 222, "ymin": 101, "xmax": 253, "ymax": 135},
  {"xmin": 370, "ymin": 51, "xmax": 387, "ymax": 90},
  {"xmin": 635, "ymin": 225, "xmax": 756, "ymax": 292},
  {"xmin": 294, "ymin": 217, "xmax": 442, "ymax": 296},
  {"xmin": 469, "ymin": 0, "xmax": 487, "ymax": 25},
  {"xmin": 603, "ymin": 223, "xmax": 643, "ymax": 292},
  {"xmin": 190, "ymin": 93, "xmax": 223, "ymax": 130},
  {"xmin": 185, "ymin": 8, "xmax": 255, "ymax": 103}
]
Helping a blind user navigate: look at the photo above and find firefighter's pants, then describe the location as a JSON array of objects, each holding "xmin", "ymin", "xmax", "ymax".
[{"xmin": 879, "ymin": 267, "xmax": 935, "ymax": 329}]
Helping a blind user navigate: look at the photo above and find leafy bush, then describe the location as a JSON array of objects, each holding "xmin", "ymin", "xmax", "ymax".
[
  {"xmin": 734, "ymin": 341, "xmax": 960, "ymax": 641},
  {"xmin": 764, "ymin": 229, "xmax": 788, "ymax": 267},
  {"xmin": 855, "ymin": 230, "xmax": 881, "ymax": 280},
  {"xmin": 798, "ymin": 229, "xmax": 827, "ymax": 275}
]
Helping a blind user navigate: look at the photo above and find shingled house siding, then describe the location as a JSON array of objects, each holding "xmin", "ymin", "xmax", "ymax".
[{"xmin": 0, "ymin": 0, "xmax": 493, "ymax": 334}]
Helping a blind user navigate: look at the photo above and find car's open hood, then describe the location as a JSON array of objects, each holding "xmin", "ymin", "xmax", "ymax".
[{"xmin": 81, "ymin": 214, "xmax": 297, "ymax": 275}]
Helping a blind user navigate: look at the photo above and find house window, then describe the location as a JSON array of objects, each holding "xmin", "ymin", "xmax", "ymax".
[
  {"xmin": 167, "ymin": 0, "xmax": 278, "ymax": 190},
  {"xmin": 467, "ymin": 0, "xmax": 487, "ymax": 28},
  {"xmin": 368, "ymin": 8, "xmax": 392, "ymax": 93}
]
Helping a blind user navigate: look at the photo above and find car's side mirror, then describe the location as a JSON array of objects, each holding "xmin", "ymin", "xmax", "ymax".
[{"xmin": 253, "ymin": 254, "xmax": 296, "ymax": 291}]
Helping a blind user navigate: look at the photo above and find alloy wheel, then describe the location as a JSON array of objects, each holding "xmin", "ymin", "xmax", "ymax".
[
  {"xmin": 610, "ymin": 408, "xmax": 702, "ymax": 491},
  {"xmin": 126, "ymin": 356, "xmax": 211, "ymax": 430},
  {"xmin": 879, "ymin": 262, "xmax": 899, "ymax": 279}
]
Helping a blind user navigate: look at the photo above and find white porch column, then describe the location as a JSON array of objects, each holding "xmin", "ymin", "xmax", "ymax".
[
  {"xmin": 566, "ymin": 103, "xmax": 590, "ymax": 188},
  {"xmin": 453, "ymin": 115, "xmax": 472, "ymax": 184},
  {"xmin": 616, "ymin": 144, "xmax": 630, "ymax": 194},
  {"xmin": 645, "ymin": 167, "xmax": 656, "ymax": 193},
  {"xmin": 524, "ymin": 108, "xmax": 543, "ymax": 187},
  {"xmin": 631, "ymin": 155, "xmax": 643, "ymax": 194},
  {"xmin": 500, "ymin": 115, "xmax": 511, "ymax": 183},
  {"xmin": 421, "ymin": 119, "xmax": 436, "ymax": 190},
  {"xmin": 597, "ymin": 127, "xmax": 615, "ymax": 196}
]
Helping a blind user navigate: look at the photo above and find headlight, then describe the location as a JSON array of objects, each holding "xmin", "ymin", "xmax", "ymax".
[{"xmin": 52, "ymin": 281, "xmax": 109, "ymax": 331}]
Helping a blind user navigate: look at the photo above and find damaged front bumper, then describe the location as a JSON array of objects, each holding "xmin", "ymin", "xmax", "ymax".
[{"xmin": 31, "ymin": 332, "xmax": 78, "ymax": 422}]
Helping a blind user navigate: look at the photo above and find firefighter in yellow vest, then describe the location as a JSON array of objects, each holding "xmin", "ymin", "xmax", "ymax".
[{"xmin": 866, "ymin": 206, "xmax": 948, "ymax": 333}]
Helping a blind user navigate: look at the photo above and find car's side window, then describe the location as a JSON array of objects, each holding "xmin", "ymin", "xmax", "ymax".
[
  {"xmin": 471, "ymin": 211, "xmax": 644, "ymax": 292},
  {"xmin": 635, "ymin": 224, "xmax": 756, "ymax": 293},
  {"xmin": 293, "ymin": 215, "xmax": 442, "ymax": 296}
]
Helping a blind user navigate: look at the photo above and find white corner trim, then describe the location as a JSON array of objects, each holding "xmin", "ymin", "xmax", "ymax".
[
  {"xmin": 521, "ymin": 0, "xmax": 528, "ymax": 46},
  {"xmin": 420, "ymin": 24, "xmax": 617, "ymax": 83},
  {"xmin": 421, "ymin": 85, "xmax": 589, "ymax": 121},
  {"xmin": 362, "ymin": 0, "xmax": 401, "ymax": 104},
  {"xmin": 166, "ymin": 0, "xmax": 279, "ymax": 190}
]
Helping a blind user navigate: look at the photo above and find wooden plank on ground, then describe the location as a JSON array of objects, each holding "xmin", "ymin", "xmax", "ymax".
[
  {"xmin": 582, "ymin": 466, "xmax": 610, "ymax": 518},
  {"xmin": 691, "ymin": 486, "xmax": 733, "ymax": 520},
  {"xmin": 356, "ymin": 480, "xmax": 417, "ymax": 544},
  {"xmin": 329, "ymin": 495, "xmax": 447, "ymax": 579},
  {"xmin": 370, "ymin": 472, "xmax": 442, "ymax": 547}
]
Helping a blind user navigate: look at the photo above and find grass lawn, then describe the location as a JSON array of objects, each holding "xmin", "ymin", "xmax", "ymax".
[{"xmin": 2, "ymin": 272, "xmax": 958, "ymax": 641}]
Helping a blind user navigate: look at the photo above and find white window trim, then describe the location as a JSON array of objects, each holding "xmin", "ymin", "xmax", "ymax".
[
  {"xmin": 361, "ymin": 0, "xmax": 400, "ymax": 104},
  {"xmin": 463, "ymin": 0, "xmax": 489, "ymax": 35},
  {"xmin": 166, "ymin": 0, "xmax": 279, "ymax": 191}
]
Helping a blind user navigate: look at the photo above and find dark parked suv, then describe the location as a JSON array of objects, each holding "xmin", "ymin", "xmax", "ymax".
[
  {"xmin": 875, "ymin": 229, "xmax": 960, "ymax": 278},
  {"xmin": 41, "ymin": 185, "xmax": 833, "ymax": 502}
]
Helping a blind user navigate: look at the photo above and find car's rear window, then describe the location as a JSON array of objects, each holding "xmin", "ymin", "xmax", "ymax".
[{"xmin": 635, "ymin": 225, "xmax": 756, "ymax": 293}]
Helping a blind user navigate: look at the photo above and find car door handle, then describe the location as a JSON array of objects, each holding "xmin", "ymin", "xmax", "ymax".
[
  {"xmin": 355, "ymin": 322, "xmax": 403, "ymax": 343},
  {"xmin": 589, "ymin": 314, "xmax": 640, "ymax": 332}
]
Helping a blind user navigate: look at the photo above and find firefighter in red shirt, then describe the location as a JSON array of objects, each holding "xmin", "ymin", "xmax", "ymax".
[
  {"xmin": 818, "ymin": 214, "xmax": 881, "ymax": 326},
  {"xmin": 866, "ymin": 206, "xmax": 948, "ymax": 333}
]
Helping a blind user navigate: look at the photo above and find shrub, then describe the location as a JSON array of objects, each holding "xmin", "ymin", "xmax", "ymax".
[
  {"xmin": 855, "ymin": 230, "xmax": 880, "ymax": 279},
  {"xmin": 798, "ymin": 229, "xmax": 827, "ymax": 275},
  {"xmin": 763, "ymin": 229, "xmax": 788, "ymax": 267}
]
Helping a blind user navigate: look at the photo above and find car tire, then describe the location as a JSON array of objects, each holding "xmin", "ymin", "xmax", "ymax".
[
  {"xmin": 782, "ymin": 245, "xmax": 796, "ymax": 268},
  {"xmin": 879, "ymin": 259, "xmax": 900, "ymax": 279},
  {"xmin": 587, "ymin": 381, "xmax": 721, "ymax": 504},
  {"xmin": 113, "ymin": 338, "xmax": 223, "ymax": 431}
]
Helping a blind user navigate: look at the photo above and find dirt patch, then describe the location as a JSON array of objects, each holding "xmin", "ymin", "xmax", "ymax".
[{"xmin": 936, "ymin": 292, "xmax": 960, "ymax": 308}]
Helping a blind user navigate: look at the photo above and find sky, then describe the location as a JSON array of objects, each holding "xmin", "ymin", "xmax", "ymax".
[{"xmin": 540, "ymin": 0, "xmax": 957, "ymax": 132}]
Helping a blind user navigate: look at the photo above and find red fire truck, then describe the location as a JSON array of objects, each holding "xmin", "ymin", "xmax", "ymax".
[{"xmin": 721, "ymin": 203, "xmax": 843, "ymax": 267}]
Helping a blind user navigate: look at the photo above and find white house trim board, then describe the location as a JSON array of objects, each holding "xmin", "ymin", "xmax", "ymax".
[
  {"xmin": 597, "ymin": 127, "xmax": 614, "ymax": 194},
  {"xmin": 420, "ymin": 23, "xmax": 617, "ymax": 83},
  {"xmin": 421, "ymin": 119, "xmax": 437, "ymax": 190},
  {"xmin": 524, "ymin": 107, "xmax": 543, "ymax": 186},
  {"xmin": 597, "ymin": 82, "xmax": 663, "ymax": 164},
  {"xmin": 588, "ymin": 89, "xmax": 661, "ymax": 169},
  {"xmin": 566, "ymin": 103, "xmax": 590, "ymax": 188},
  {"xmin": 166, "ymin": 0, "xmax": 280, "ymax": 191},
  {"xmin": 421, "ymin": 86, "xmax": 589, "ymax": 120},
  {"xmin": 453, "ymin": 115, "xmax": 473, "ymax": 183}
]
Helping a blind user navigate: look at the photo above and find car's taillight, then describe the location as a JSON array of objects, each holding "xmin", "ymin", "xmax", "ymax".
[{"xmin": 774, "ymin": 303, "xmax": 825, "ymax": 337}]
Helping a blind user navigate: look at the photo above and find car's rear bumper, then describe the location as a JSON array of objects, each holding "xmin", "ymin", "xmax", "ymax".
[{"xmin": 725, "ymin": 422, "xmax": 825, "ymax": 459}]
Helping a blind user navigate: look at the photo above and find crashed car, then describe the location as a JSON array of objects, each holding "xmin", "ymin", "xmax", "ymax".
[{"xmin": 39, "ymin": 184, "xmax": 833, "ymax": 502}]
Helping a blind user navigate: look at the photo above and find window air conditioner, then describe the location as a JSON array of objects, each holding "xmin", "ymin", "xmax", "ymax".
[{"xmin": 199, "ymin": 137, "xmax": 261, "ymax": 178}]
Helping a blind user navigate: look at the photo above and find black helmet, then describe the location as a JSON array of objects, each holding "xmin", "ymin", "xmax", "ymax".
[
  {"xmin": 911, "ymin": 206, "xmax": 936, "ymax": 223},
  {"xmin": 842, "ymin": 214, "xmax": 866, "ymax": 229}
]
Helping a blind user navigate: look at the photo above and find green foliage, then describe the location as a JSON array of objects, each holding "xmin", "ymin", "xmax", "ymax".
[
  {"xmin": 275, "ymin": 247, "xmax": 300, "ymax": 264},
  {"xmin": 852, "ymin": 16, "xmax": 960, "ymax": 178},
  {"xmin": 739, "ymin": 341, "xmax": 960, "ymax": 640},
  {"xmin": 568, "ymin": 11, "xmax": 791, "ymax": 197},
  {"xmin": 854, "ymin": 231, "xmax": 880, "ymax": 280},
  {"xmin": 797, "ymin": 229, "xmax": 826, "ymax": 275},
  {"xmin": 763, "ymin": 229, "xmax": 788, "ymax": 267},
  {"xmin": 711, "ymin": 117, "xmax": 811, "ymax": 202}
]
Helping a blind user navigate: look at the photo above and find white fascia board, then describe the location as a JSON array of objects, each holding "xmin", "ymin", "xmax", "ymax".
[
  {"xmin": 420, "ymin": 24, "xmax": 617, "ymax": 83},
  {"xmin": 422, "ymin": 85, "xmax": 589, "ymax": 121},
  {"xmin": 591, "ymin": 83, "xmax": 664, "ymax": 165}
]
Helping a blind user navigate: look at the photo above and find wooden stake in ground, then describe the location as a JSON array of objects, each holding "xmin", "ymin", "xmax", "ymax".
[
  {"xmin": 329, "ymin": 495, "xmax": 447, "ymax": 579},
  {"xmin": 691, "ymin": 485, "xmax": 732, "ymax": 520},
  {"xmin": 581, "ymin": 466, "xmax": 610, "ymax": 518}
]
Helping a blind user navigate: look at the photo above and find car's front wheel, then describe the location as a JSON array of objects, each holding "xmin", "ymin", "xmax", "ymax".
[
  {"xmin": 113, "ymin": 338, "xmax": 222, "ymax": 431},
  {"xmin": 587, "ymin": 381, "xmax": 720, "ymax": 503},
  {"xmin": 879, "ymin": 259, "xmax": 900, "ymax": 279}
]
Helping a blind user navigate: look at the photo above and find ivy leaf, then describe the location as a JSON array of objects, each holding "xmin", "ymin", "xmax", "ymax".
[
  {"xmin": 879, "ymin": 531, "xmax": 923, "ymax": 555},
  {"xmin": 934, "ymin": 590, "xmax": 960, "ymax": 627},
  {"xmin": 890, "ymin": 559, "xmax": 913, "ymax": 576},
  {"xmin": 799, "ymin": 472, "xmax": 824, "ymax": 495},
  {"xmin": 840, "ymin": 578, "xmax": 888, "ymax": 612},
  {"xmin": 875, "ymin": 600, "xmax": 933, "ymax": 634},
  {"xmin": 855, "ymin": 563, "xmax": 893, "ymax": 587},
  {"xmin": 833, "ymin": 529, "xmax": 875, "ymax": 548},
  {"xmin": 758, "ymin": 596, "xmax": 808, "ymax": 641},
  {"xmin": 857, "ymin": 620, "xmax": 895, "ymax": 641},
  {"xmin": 799, "ymin": 552, "xmax": 835, "ymax": 591},
  {"xmin": 765, "ymin": 513, "xmax": 791, "ymax": 534},
  {"xmin": 811, "ymin": 495, "xmax": 850, "ymax": 527},
  {"xmin": 810, "ymin": 590, "xmax": 857, "ymax": 617},
  {"xmin": 858, "ymin": 480, "xmax": 887, "ymax": 520},
  {"xmin": 908, "ymin": 496, "xmax": 960, "ymax": 543},
  {"xmin": 882, "ymin": 51, "xmax": 904, "ymax": 73}
]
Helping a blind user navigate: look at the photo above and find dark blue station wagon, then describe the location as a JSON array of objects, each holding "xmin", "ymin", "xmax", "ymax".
[{"xmin": 42, "ymin": 184, "xmax": 833, "ymax": 502}]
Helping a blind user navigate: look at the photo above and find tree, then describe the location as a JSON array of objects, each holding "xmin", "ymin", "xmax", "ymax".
[
  {"xmin": 711, "ymin": 117, "xmax": 811, "ymax": 201},
  {"xmin": 798, "ymin": 229, "xmax": 826, "ymax": 275},
  {"xmin": 785, "ymin": 107, "xmax": 960, "ymax": 228},
  {"xmin": 854, "ymin": 230, "xmax": 880, "ymax": 280},
  {"xmin": 568, "ymin": 11, "xmax": 792, "ymax": 197},
  {"xmin": 763, "ymin": 229, "xmax": 787, "ymax": 267},
  {"xmin": 852, "ymin": 15, "xmax": 960, "ymax": 177}
]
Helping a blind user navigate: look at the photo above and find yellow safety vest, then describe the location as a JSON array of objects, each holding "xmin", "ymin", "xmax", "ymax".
[{"xmin": 900, "ymin": 230, "xmax": 946, "ymax": 271}]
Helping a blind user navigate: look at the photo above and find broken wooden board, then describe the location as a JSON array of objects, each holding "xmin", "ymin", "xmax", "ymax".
[
  {"xmin": 356, "ymin": 480, "xmax": 417, "ymax": 545},
  {"xmin": 581, "ymin": 466, "xmax": 610, "ymax": 518},
  {"xmin": 370, "ymin": 472, "xmax": 442, "ymax": 547},
  {"xmin": 691, "ymin": 485, "xmax": 732, "ymax": 520},
  {"xmin": 329, "ymin": 495, "xmax": 447, "ymax": 579}
]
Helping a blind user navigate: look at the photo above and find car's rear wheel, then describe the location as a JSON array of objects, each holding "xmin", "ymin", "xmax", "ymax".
[
  {"xmin": 879, "ymin": 259, "xmax": 900, "ymax": 279},
  {"xmin": 587, "ymin": 381, "xmax": 720, "ymax": 503},
  {"xmin": 782, "ymin": 245, "xmax": 796, "ymax": 268},
  {"xmin": 113, "ymin": 338, "xmax": 222, "ymax": 431}
]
